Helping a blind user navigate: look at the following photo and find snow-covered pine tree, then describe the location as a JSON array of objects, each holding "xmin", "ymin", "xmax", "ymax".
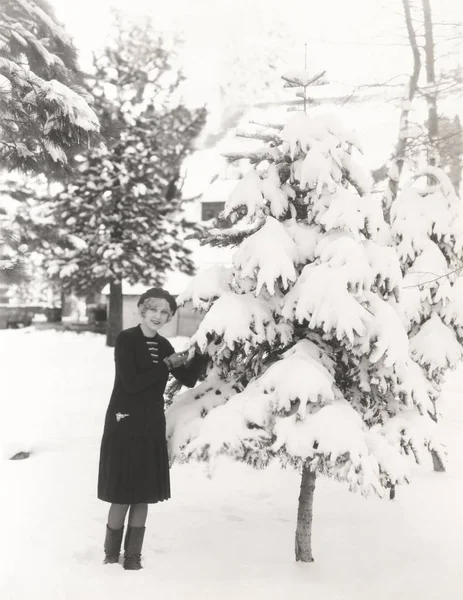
[
  {"xmin": 166, "ymin": 71, "xmax": 442, "ymax": 563},
  {"xmin": 391, "ymin": 166, "xmax": 463, "ymax": 470},
  {"xmin": 42, "ymin": 18, "xmax": 206, "ymax": 346},
  {"xmin": 0, "ymin": 0, "xmax": 101, "ymax": 174},
  {"xmin": 0, "ymin": 174, "xmax": 83, "ymax": 303}
]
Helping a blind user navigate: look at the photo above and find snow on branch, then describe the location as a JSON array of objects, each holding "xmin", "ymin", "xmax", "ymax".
[
  {"xmin": 282, "ymin": 263, "xmax": 371, "ymax": 344},
  {"xmin": 397, "ymin": 360, "xmax": 436, "ymax": 414},
  {"xmin": 236, "ymin": 129, "xmax": 281, "ymax": 144},
  {"xmin": 410, "ymin": 313, "xmax": 463, "ymax": 377},
  {"xmin": 222, "ymin": 148, "xmax": 283, "ymax": 164},
  {"xmin": 192, "ymin": 217, "xmax": 266, "ymax": 248},
  {"xmin": 40, "ymin": 80, "xmax": 99, "ymax": 132},
  {"xmin": 406, "ymin": 165, "xmax": 458, "ymax": 198},
  {"xmin": 363, "ymin": 240, "xmax": 403, "ymax": 301},
  {"xmin": 232, "ymin": 217, "xmax": 298, "ymax": 295},
  {"xmin": 284, "ymin": 220, "xmax": 319, "ymax": 264},
  {"xmin": 14, "ymin": 0, "xmax": 74, "ymax": 48},
  {"xmin": 192, "ymin": 292, "xmax": 276, "ymax": 351},
  {"xmin": 441, "ymin": 277, "xmax": 463, "ymax": 332},
  {"xmin": 177, "ymin": 265, "xmax": 233, "ymax": 310},
  {"xmin": 261, "ymin": 165, "xmax": 289, "ymax": 217},
  {"xmin": 248, "ymin": 120, "xmax": 285, "ymax": 131},
  {"xmin": 341, "ymin": 152, "xmax": 373, "ymax": 197},
  {"xmin": 9, "ymin": 20, "xmax": 66, "ymax": 69},
  {"xmin": 380, "ymin": 408, "xmax": 438, "ymax": 466},
  {"xmin": 315, "ymin": 187, "xmax": 365, "ymax": 237},
  {"xmin": 391, "ymin": 184, "xmax": 454, "ymax": 262},
  {"xmin": 223, "ymin": 171, "xmax": 265, "ymax": 221},
  {"xmin": 166, "ymin": 375, "xmax": 239, "ymax": 458},
  {"xmin": 258, "ymin": 340, "xmax": 335, "ymax": 416},
  {"xmin": 354, "ymin": 293, "xmax": 410, "ymax": 370},
  {"xmin": 404, "ymin": 242, "xmax": 452, "ymax": 302}
]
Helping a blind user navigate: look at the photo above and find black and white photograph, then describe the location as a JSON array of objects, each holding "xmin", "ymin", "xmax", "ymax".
[{"xmin": 0, "ymin": 0, "xmax": 462, "ymax": 598}]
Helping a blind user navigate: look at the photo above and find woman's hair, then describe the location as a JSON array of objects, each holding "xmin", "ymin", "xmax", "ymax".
[{"xmin": 137, "ymin": 287, "xmax": 177, "ymax": 315}]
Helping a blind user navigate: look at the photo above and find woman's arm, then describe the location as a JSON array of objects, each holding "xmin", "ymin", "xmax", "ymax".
[
  {"xmin": 115, "ymin": 332, "xmax": 167, "ymax": 394},
  {"xmin": 169, "ymin": 352, "xmax": 207, "ymax": 388},
  {"xmin": 164, "ymin": 342, "xmax": 207, "ymax": 388}
]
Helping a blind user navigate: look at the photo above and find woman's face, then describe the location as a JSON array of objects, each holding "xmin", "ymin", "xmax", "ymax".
[{"xmin": 139, "ymin": 298, "xmax": 172, "ymax": 333}]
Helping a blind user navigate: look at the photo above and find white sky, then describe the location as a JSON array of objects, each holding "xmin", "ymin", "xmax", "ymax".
[
  {"xmin": 50, "ymin": 0, "xmax": 462, "ymax": 173},
  {"xmin": 52, "ymin": 0, "xmax": 462, "ymax": 97}
]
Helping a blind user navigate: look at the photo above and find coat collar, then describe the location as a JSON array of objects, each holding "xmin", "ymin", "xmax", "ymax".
[{"xmin": 136, "ymin": 323, "xmax": 159, "ymax": 340}]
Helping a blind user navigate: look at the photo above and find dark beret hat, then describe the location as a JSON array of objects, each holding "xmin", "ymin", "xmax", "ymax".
[{"xmin": 137, "ymin": 287, "xmax": 177, "ymax": 314}]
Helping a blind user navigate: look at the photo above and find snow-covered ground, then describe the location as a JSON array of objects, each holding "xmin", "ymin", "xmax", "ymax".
[{"xmin": 1, "ymin": 329, "xmax": 462, "ymax": 600}]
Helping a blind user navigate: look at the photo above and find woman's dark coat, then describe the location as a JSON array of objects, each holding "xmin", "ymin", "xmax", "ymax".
[{"xmin": 98, "ymin": 325, "xmax": 203, "ymax": 504}]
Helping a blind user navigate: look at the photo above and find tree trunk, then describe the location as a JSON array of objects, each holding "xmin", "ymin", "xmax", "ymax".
[
  {"xmin": 431, "ymin": 450, "xmax": 446, "ymax": 472},
  {"xmin": 384, "ymin": 0, "xmax": 421, "ymax": 221},
  {"xmin": 422, "ymin": 0, "xmax": 439, "ymax": 171},
  {"xmin": 449, "ymin": 116, "xmax": 462, "ymax": 192},
  {"xmin": 295, "ymin": 464, "xmax": 316, "ymax": 562},
  {"xmin": 106, "ymin": 281, "xmax": 123, "ymax": 347}
]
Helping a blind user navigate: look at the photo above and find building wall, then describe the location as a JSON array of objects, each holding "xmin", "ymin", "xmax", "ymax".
[{"xmin": 123, "ymin": 295, "xmax": 203, "ymax": 338}]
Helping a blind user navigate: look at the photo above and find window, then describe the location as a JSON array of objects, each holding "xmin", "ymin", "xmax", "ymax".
[
  {"xmin": 201, "ymin": 202, "xmax": 231, "ymax": 229},
  {"xmin": 201, "ymin": 202, "xmax": 224, "ymax": 221}
]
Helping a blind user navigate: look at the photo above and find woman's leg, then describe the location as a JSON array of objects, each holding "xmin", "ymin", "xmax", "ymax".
[
  {"xmin": 104, "ymin": 504, "xmax": 129, "ymax": 564},
  {"xmin": 107, "ymin": 503, "xmax": 130, "ymax": 530},
  {"xmin": 124, "ymin": 503, "xmax": 148, "ymax": 570},
  {"xmin": 128, "ymin": 503, "xmax": 148, "ymax": 527}
]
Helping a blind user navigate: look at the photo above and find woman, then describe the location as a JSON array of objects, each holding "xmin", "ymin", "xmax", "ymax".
[{"xmin": 98, "ymin": 287, "xmax": 204, "ymax": 570}]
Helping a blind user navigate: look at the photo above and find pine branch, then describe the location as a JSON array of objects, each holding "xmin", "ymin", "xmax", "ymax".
[
  {"xmin": 248, "ymin": 120, "xmax": 285, "ymax": 131},
  {"xmin": 281, "ymin": 70, "xmax": 327, "ymax": 88},
  {"xmin": 222, "ymin": 150, "xmax": 281, "ymax": 164},
  {"xmin": 187, "ymin": 217, "xmax": 266, "ymax": 247},
  {"xmin": 342, "ymin": 168, "xmax": 369, "ymax": 197},
  {"xmin": 236, "ymin": 130, "xmax": 281, "ymax": 143}
]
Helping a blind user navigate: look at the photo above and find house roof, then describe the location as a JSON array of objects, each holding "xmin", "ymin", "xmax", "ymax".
[{"xmin": 201, "ymin": 178, "xmax": 237, "ymax": 204}]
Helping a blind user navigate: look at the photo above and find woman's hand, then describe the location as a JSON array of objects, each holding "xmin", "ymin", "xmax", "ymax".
[{"xmin": 164, "ymin": 351, "xmax": 189, "ymax": 370}]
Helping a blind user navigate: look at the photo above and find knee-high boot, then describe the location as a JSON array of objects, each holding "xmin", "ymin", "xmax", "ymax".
[
  {"xmin": 104, "ymin": 525, "xmax": 124, "ymax": 564},
  {"xmin": 123, "ymin": 525, "xmax": 145, "ymax": 570}
]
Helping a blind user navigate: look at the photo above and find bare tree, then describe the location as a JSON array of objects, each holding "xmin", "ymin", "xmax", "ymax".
[{"xmin": 383, "ymin": 0, "xmax": 422, "ymax": 219}]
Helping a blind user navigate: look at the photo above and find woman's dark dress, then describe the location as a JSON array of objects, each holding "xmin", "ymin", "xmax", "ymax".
[{"xmin": 98, "ymin": 325, "xmax": 202, "ymax": 504}]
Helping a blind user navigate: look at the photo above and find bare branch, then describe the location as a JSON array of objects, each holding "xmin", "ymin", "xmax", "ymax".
[{"xmin": 403, "ymin": 265, "xmax": 463, "ymax": 289}]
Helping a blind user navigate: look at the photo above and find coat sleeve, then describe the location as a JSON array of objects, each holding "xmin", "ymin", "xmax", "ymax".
[
  {"xmin": 165, "ymin": 341, "xmax": 207, "ymax": 389},
  {"xmin": 115, "ymin": 332, "xmax": 167, "ymax": 394}
]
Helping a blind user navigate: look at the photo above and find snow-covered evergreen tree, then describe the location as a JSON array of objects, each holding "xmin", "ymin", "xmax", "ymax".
[
  {"xmin": 166, "ymin": 71, "xmax": 443, "ymax": 562},
  {"xmin": 392, "ymin": 166, "xmax": 463, "ymax": 470},
  {"xmin": 0, "ymin": 174, "xmax": 82, "ymax": 303},
  {"xmin": 42, "ymin": 18, "xmax": 206, "ymax": 346},
  {"xmin": 0, "ymin": 0, "xmax": 100, "ymax": 174}
]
